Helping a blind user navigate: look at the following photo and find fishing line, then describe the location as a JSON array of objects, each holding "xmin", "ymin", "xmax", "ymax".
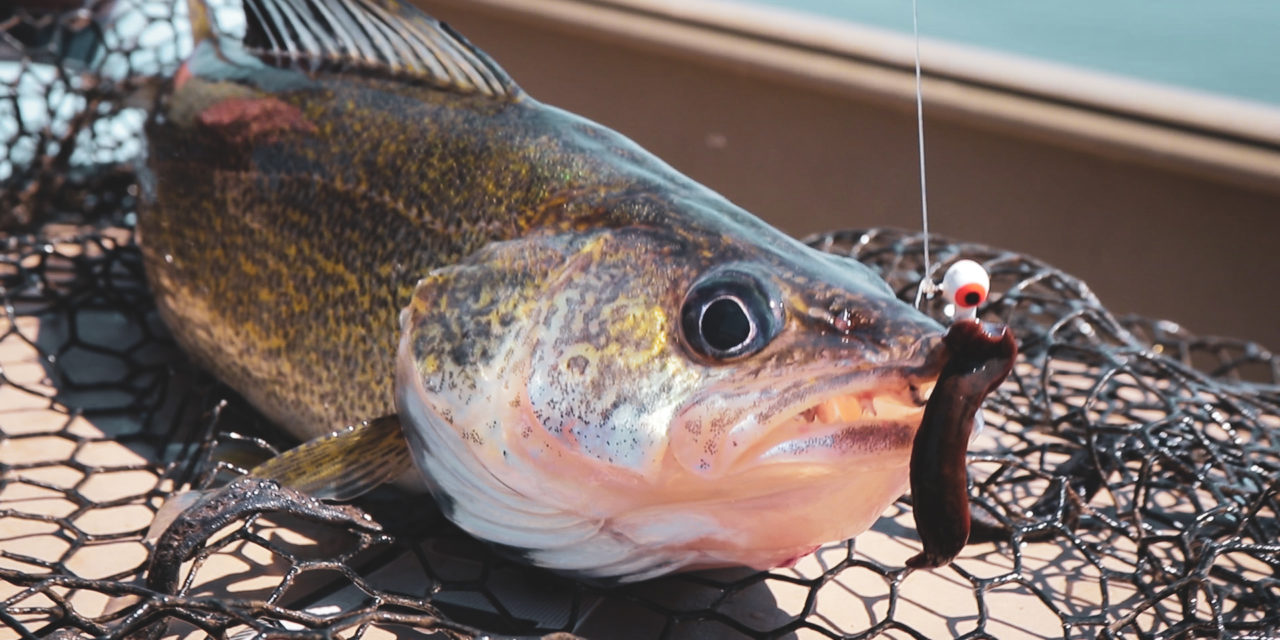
[
  {"xmin": 911, "ymin": 0, "xmax": 938, "ymax": 309},
  {"xmin": 907, "ymin": 5, "xmax": 992, "ymax": 321},
  {"xmin": 907, "ymin": 7, "xmax": 992, "ymax": 323}
]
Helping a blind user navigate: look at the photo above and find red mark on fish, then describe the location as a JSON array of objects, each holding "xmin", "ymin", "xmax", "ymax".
[{"xmin": 197, "ymin": 96, "xmax": 317, "ymax": 145}]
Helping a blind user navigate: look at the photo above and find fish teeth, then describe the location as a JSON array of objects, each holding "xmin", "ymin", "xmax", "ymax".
[
  {"xmin": 860, "ymin": 395, "xmax": 877, "ymax": 417},
  {"xmin": 814, "ymin": 396, "xmax": 867, "ymax": 424},
  {"xmin": 840, "ymin": 395, "xmax": 864, "ymax": 420},
  {"xmin": 815, "ymin": 399, "xmax": 842, "ymax": 423},
  {"xmin": 795, "ymin": 394, "xmax": 897, "ymax": 427}
]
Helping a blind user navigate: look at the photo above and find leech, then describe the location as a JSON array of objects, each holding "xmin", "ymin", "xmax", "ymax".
[{"xmin": 907, "ymin": 319, "xmax": 1016, "ymax": 569}]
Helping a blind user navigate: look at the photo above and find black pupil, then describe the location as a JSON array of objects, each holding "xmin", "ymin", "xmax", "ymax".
[
  {"xmin": 701, "ymin": 297, "xmax": 752, "ymax": 352},
  {"xmin": 963, "ymin": 291, "xmax": 981, "ymax": 306}
]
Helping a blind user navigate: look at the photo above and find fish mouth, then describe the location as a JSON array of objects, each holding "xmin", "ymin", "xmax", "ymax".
[
  {"xmin": 747, "ymin": 383, "xmax": 934, "ymax": 468},
  {"xmin": 671, "ymin": 343, "xmax": 948, "ymax": 479}
]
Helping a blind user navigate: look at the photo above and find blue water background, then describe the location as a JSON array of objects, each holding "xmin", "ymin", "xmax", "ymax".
[{"xmin": 738, "ymin": 0, "xmax": 1280, "ymax": 106}]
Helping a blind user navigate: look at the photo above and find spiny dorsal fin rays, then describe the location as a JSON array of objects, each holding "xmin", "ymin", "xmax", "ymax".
[
  {"xmin": 263, "ymin": 0, "xmax": 325, "ymax": 62},
  {"xmin": 239, "ymin": 0, "xmax": 519, "ymax": 99}
]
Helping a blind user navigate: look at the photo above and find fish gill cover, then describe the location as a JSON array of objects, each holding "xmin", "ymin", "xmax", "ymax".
[{"xmin": 1, "ymin": 1, "xmax": 1278, "ymax": 638}]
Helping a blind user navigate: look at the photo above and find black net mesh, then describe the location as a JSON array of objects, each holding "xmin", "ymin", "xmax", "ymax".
[{"xmin": 2, "ymin": 2, "xmax": 1278, "ymax": 639}]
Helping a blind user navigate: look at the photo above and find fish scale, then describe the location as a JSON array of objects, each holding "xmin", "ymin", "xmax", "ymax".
[{"xmin": 140, "ymin": 0, "xmax": 1008, "ymax": 583}]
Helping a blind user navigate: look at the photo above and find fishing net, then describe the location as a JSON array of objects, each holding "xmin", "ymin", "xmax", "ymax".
[{"xmin": 2, "ymin": 2, "xmax": 1278, "ymax": 639}]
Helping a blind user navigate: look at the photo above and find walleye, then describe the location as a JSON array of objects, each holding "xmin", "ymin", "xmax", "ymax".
[{"xmin": 140, "ymin": 0, "xmax": 1013, "ymax": 582}]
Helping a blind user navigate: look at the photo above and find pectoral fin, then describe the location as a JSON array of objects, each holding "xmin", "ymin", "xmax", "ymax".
[
  {"xmin": 248, "ymin": 414, "xmax": 413, "ymax": 500},
  {"xmin": 144, "ymin": 419, "xmax": 407, "ymax": 612}
]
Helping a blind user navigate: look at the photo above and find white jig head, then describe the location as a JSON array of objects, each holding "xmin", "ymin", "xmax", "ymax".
[{"xmin": 941, "ymin": 259, "xmax": 990, "ymax": 322}]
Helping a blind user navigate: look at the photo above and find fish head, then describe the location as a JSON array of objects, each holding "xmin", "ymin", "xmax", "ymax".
[
  {"xmin": 396, "ymin": 220, "xmax": 949, "ymax": 580},
  {"xmin": 666, "ymin": 247, "xmax": 947, "ymax": 481}
]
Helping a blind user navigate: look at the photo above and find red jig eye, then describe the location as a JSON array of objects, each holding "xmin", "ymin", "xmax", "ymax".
[
  {"xmin": 941, "ymin": 260, "xmax": 990, "ymax": 319},
  {"xmin": 953, "ymin": 283, "xmax": 987, "ymax": 308}
]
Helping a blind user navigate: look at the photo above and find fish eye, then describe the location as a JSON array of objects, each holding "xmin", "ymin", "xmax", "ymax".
[{"xmin": 681, "ymin": 270, "xmax": 781, "ymax": 361}]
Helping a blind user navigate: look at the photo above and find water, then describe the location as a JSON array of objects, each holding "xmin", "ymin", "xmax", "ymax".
[{"xmin": 738, "ymin": 0, "xmax": 1280, "ymax": 107}]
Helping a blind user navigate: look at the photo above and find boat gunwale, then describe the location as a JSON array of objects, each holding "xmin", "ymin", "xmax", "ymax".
[{"xmin": 419, "ymin": 0, "xmax": 1280, "ymax": 195}]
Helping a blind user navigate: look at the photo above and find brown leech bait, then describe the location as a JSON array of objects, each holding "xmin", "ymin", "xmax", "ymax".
[{"xmin": 907, "ymin": 319, "xmax": 1017, "ymax": 569}]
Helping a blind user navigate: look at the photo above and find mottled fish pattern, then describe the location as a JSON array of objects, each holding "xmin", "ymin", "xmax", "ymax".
[{"xmin": 141, "ymin": 0, "xmax": 982, "ymax": 582}]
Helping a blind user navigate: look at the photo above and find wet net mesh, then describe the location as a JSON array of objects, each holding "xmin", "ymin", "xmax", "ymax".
[{"xmin": 2, "ymin": 2, "xmax": 1278, "ymax": 639}]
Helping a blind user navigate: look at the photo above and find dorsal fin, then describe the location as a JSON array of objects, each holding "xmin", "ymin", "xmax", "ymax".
[{"xmin": 238, "ymin": 0, "xmax": 519, "ymax": 99}]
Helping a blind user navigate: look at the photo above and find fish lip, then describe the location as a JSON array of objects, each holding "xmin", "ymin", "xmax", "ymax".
[
  {"xmin": 673, "ymin": 334, "xmax": 951, "ymax": 476},
  {"xmin": 739, "ymin": 374, "xmax": 935, "ymax": 471}
]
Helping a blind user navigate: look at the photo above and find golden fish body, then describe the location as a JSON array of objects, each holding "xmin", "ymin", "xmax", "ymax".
[{"xmin": 142, "ymin": 0, "xmax": 949, "ymax": 581}]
